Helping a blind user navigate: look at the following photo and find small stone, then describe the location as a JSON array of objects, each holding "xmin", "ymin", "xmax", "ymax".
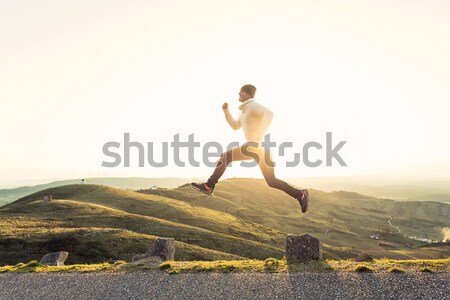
[
  {"xmin": 354, "ymin": 252, "xmax": 373, "ymax": 262},
  {"xmin": 286, "ymin": 234, "xmax": 322, "ymax": 261},
  {"xmin": 40, "ymin": 251, "xmax": 69, "ymax": 266},
  {"xmin": 147, "ymin": 238, "xmax": 175, "ymax": 261}
]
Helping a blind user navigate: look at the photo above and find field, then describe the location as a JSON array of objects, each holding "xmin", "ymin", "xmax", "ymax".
[{"xmin": 0, "ymin": 178, "xmax": 449, "ymax": 265}]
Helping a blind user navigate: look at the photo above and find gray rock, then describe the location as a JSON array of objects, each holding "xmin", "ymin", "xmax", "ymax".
[
  {"xmin": 354, "ymin": 252, "xmax": 373, "ymax": 262},
  {"xmin": 147, "ymin": 238, "xmax": 175, "ymax": 261},
  {"xmin": 286, "ymin": 234, "xmax": 322, "ymax": 261},
  {"xmin": 131, "ymin": 238, "xmax": 176, "ymax": 262},
  {"xmin": 39, "ymin": 251, "xmax": 69, "ymax": 266}
]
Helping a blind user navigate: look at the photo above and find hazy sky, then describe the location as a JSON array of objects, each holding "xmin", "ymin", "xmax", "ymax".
[{"xmin": 1, "ymin": 0, "xmax": 449, "ymax": 186}]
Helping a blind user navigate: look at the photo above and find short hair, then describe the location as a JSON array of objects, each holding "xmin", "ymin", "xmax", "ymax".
[{"xmin": 241, "ymin": 84, "xmax": 256, "ymax": 97}]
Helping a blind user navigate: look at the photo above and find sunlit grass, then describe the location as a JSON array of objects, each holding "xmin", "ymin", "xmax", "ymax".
[
  {"xmin": 155, "ymin": 258, "xmax": 450, "ymax": 274},
  {"xmin": 0, "ymin": 260, "xmax": 126, "ymax": 273},
  {"xmin": 1, "ymin": 182, "xmax": 449, "ymax": 266},
  {"xmin": 1, "ymin": 258, "xmax": 448, "ymax": 273}
]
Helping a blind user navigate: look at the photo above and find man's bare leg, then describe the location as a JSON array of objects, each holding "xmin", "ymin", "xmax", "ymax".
[
  {"xmin": 191, "ymin": 146, "xmax": 253, "ymax": 195},
  {"xmin": 256, "ymin": 145, "xmax": 309, "ymax": 213},
  {"xmin": 206, "ymin": 145, "xmax": 254, "ymax": 189}
]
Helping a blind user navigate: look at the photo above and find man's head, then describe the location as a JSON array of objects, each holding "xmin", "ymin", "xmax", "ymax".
[{"xmin": 239, "ymin": 84, "xmax": 256, "ymax": 102}]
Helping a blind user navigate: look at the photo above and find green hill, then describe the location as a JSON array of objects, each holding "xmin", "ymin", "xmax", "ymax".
[
  {"xmin": 0, "ymin": 177, "xmax": 193, "ymax": 207},
  {"xmin": 0, "ymin": 178, "xmax": 449, "ymax": 265},
  {"xmin": 140, "ymin": 178, "xmax": 449, "ymax": 247},
  {"xmin": 6, "ymin": 184, "xmax": 287, "ymax": 247},
  {"xmin": 3, "ymin": 176, "xmax": 449, "ymax": 207},
  {"xmin": 0, "ymin": 184, "xmax": 286, "ymax": 264}
]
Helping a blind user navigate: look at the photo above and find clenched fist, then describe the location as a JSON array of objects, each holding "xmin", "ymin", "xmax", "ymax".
[{"xmin": 222, "ymin": 102, "xmax": 229, "ymax": 110}]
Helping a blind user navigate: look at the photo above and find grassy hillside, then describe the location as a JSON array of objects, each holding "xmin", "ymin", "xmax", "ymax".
[
  {"xmin": 0, "ymin": 177, "xmax": 194, "ymax": 207},
  {"xmin": 0, "ymin": 185, "xmax": 288, "ymax": 264},
  {"xmin": 6, "ymin": 184, "xmax": 287, "ymax": 247},
  {"xmin": 3, "ymin": 176, "xmax": 449, "ymax": 207},
  {"xmin": 140, "ymin": 178, "xmax": 449, "ymax": 248},
  {"xmin": 1, "ymin": 179, "xmax": 449, "ymax": 265}
]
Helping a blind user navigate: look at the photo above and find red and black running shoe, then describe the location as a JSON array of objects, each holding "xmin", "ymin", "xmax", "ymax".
[
  {"xmin": 191, "ymin": 182, "xmax": 214, "ymax": 196},
  {"xmin": 296, "ymin": 189, "xmax": 309, "ymax": 213}
]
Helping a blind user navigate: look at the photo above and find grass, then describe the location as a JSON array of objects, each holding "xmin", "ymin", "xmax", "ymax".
[
  {"xmin": 1, "ymin": 258, "xmax": 448, "ymax": 274},
  {"xmin": 330, "ymin": 258, "xmax": 450, "ymax": 272},
  {"xmin": 0, "ymin": 199, "xmax": 283, "ymax": 263},
  {"xmin": 1, "ymin": 181, "xmax": 449, "ymax": 265},
  {"xmin": 10, "ymin": 184, "xmax": 287, "ymax": 247},
  {"xmin": 0, "ymin": 260, "xmax": 126, "ymax": 273},
  {"xmin": 144, "ymin": 179, "xmax": 449, "ymax": 249},
  {"xmin": 0, "ymin": 184, "xmax": 286, "ymax": 261},
  {"xmin": 155, "ymin": 258, "xmax": 450, "ymax": 274}
]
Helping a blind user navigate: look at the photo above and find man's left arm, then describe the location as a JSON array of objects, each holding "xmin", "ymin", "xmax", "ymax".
[{"xmin": 258, "ymin": 104, "xmax": 273, "ymax": 132}]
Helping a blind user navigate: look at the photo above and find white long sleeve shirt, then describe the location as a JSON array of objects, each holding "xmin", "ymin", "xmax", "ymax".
[{"xmin": 223, "ymin": 98, "xmax": 273, "ymax": 144}]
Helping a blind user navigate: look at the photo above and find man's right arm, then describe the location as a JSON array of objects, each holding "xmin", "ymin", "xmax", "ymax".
[{"xmin": 222, "ymin": 102, "xmax": 241, "ymax": 130}]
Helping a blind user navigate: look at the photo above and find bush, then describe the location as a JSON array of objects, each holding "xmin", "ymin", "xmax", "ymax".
[
  {"xmin": 264, "ymin": 258, "xmax": 280, "ymax": 270},
  {"xmin": 220, "ymin": 265, "xmax": 237, "ymax": 273}
]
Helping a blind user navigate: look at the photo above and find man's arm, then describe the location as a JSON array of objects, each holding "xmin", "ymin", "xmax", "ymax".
[
  {"xmin": 256, "ymin": 104, "xmax": 273, "ymax": 133},
  {"xmin": 222, "ymin": 102, "xmax": 241, "ymax": 130}
]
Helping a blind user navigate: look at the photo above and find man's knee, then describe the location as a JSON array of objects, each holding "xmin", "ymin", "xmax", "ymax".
[{"xmin": 219, "ymin": 151, "xmax": 233, "ymax": 165}]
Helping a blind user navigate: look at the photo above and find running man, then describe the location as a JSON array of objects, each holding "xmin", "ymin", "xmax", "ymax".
[{"xmin": 191, "ymin": 84, "xmax": 309, "ymax": 213}]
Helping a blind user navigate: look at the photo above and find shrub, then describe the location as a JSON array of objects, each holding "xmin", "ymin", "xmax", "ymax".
[
  {"xmin": 264, "ymin": 258, "xmax": 280, "ymax": 270},
  {"xmin": 220, "ymin": 265, "xmax": 237, "ymax": 273}
]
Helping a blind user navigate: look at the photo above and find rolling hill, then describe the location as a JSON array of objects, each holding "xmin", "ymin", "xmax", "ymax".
[
  {"xmin": 140, "ymin": 178, "xmax": 449, "ymax": 247},
  {"xmin": 3, "ymin": 176, "xmax": 450, "ymax": 208},
  {"xmin": 0, "ymin": 177, "xmax": 194, "ymax": 207},
  {"xmin": 0, "ymin": 178, "xmax": 449, "ymax": 264}
]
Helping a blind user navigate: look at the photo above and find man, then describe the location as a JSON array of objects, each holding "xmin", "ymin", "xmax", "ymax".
[{"xmin": 192, "ymin": 84, "xmax": 309, "ymax": 213}]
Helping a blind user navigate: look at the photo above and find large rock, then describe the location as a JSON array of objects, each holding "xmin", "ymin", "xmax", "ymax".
[
  {"xmin": 147, "ymin": 238, "xmax": 175, "ymax": 261},
  {"xmin": 286, "ymin": 234, "xmax": 322, "ymax": 261},
  {"xmin": 40, "ymin": 251, "xmax": 69, "ymax": 266},
  {"xmin": 132, "ymin": 238, "xmax": 176, "ymax": 263}
]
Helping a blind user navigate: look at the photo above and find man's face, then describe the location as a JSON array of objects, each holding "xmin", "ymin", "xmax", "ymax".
[{"xmin": 238, "ymin": 89, "xmax": 252, "ymax": 102}]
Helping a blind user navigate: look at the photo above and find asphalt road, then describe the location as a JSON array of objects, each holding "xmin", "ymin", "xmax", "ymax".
[{"xmin": 1, "ymin": 271, "xmax": 449, "ymax": 300}]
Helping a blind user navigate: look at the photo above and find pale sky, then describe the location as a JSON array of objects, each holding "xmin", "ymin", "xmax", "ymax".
[{"xmin": 1, "ymin": 0, "xmax": 449, "ymax": 186}]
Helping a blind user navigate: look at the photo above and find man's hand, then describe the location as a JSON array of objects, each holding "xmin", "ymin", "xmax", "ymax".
[{"xmin": 222, "ymin": 102, "xmax": 229, "ymax": 110}]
